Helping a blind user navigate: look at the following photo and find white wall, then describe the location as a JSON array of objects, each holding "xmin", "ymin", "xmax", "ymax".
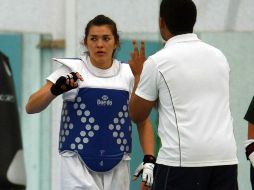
[
  {"xmin": 0, "ymin": 0, "xmax": 65, "ymax": 39},
  {"xmin": 194, "ymin": 0, "xmax": 254, "ymax": 31},
  {"xmin": 75, "ymin": 0, "xmax": 160, "ymax": 34},
  {"xmin": 1, "ymin": 0, "xmax": 254, "ymax": 190},
  {"xmin": 70, "ymin": 0, "xmax": 254, "ymax": 55},
  {"xmin": 1, "ymin": 0, "xmax": 254, "ymax": 39}
]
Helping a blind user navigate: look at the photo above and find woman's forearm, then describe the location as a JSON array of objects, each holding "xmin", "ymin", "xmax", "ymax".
[{"xmin": 26, "ymin": 82, "xmax": 56, "ymax": 114}]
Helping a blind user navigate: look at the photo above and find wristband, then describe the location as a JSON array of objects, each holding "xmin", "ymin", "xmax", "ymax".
[
  {"xmin": 143, "ymin": 155, "xmax": 156, "ymax": 164},
  {"xmin": 246, "ymin": 142, "xmax": 254, "ymax": 160}
]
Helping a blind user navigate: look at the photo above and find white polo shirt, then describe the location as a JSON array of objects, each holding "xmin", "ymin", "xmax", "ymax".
[{"xmin": 136, "ymin": 33, "xmax": 238, "ymax": 167}]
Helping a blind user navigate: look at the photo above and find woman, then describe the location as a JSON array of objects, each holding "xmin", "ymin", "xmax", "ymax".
[{"xmin": 26, "ymin": 15, "xmax": 154, "ymax": 190}]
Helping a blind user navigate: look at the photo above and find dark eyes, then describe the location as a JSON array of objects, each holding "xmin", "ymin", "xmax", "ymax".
[
  {"xmin": 103, "ymin": 37, "xmax": 110, "ymax": 41},
  {"xmin": 90, "ymin": 36, "xmax": 111, "ymax": 42}
]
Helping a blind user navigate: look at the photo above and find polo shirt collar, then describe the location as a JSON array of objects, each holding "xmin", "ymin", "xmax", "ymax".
[{"xmin": 164, "ymin": 33, "xmax": 200, "ymax": 48}]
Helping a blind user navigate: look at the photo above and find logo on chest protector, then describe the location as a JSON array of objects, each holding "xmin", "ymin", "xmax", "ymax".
[{"xmin": 97, "ymin": 95, "xmax": 112, "ymax": 106}]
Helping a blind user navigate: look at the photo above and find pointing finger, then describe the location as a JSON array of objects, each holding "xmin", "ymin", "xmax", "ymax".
[
  {"xmin": 75, "ymin": 72, "xmax": 84, "ymax": 81},
  {"xmin": 132, "ymin": 39, "xmax": 139, "ymax": 57},
  {"xmin": 140, "ymin": 40, "xmax": 145, "ymax": 58}
]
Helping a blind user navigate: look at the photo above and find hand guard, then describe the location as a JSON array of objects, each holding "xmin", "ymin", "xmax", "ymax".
[
  {"xmin": 50, "ymin": 72, "xmax": 78, "ymax": 96},
  {"xmin": 133, "ymin": 155, "xmax": 155, "ymax": 187},
  {"xmin": 245, "ymin": 139, "xmax": 254, "ymax": 167}
]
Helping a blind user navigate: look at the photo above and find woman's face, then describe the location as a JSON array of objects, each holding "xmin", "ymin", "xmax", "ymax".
[{"xmin": 85, "ymin": 25, "xmax": 118, "ymax": 69}]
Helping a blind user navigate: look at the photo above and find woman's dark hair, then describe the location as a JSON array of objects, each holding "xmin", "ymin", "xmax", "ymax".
[
  {"xmin": 160, "ymin": 0, "xmax": 197, "ymax": 35},
  {"xmin": 84, "ymin": 15, "xmax": 119, "ymax": 57}
]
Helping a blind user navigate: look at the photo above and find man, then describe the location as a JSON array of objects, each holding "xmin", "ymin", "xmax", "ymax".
[
  {"xmin": 244, "ymin": 97, "xmax": 254, "ymax": 189},
  {"xmin": 128, "ymin": 0, "xmax": 238, "ymax": 189}
]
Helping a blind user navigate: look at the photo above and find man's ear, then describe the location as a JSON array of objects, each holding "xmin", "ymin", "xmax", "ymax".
[
  {"xmin": 159, "ymin": 17, "xmax": 173, "ymax": 40},
  {"xmin": 159, "ymin": 17, "xmax": 166, "ymax": 30}
]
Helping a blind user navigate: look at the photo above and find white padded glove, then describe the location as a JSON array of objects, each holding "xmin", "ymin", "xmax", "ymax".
[
  {"xmin": 249, "ymin": 152, "xmax": 254, "ymax": 168},
  {"xmin": 133, "ymin": 155, "xmax": 155, "ymax": 187},
  {"xmin": 142, "ymin": 162, "xmax": 155, "ymax": 187},
  {"xmin": 133, "ymin": 162, "xmax": 143, "ymax": 180}
]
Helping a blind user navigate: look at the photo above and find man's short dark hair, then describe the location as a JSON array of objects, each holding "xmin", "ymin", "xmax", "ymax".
[{"xmin": 160, "ymin": 0, "xmax": 197, "ymax": 35}]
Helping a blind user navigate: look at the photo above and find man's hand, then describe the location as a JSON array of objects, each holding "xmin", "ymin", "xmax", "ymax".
[
  {"xmin": 133, "ymin": 155, "xmax": 155, "ymax": 187},
  {"xmin": 128, "ymin": 40, "xmax": 146, "ymax": 77},
  {"xmin": 50, "ymin": 72, "xmax": 83, "ymax": 96}
]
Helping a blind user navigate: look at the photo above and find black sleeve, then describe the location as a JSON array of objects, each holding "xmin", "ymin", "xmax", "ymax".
[{"xmin": 244, "ymin": 96, "xmax": 254, "ymax": 124}]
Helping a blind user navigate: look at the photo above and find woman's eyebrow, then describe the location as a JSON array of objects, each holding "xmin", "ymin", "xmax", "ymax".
[{"xmin": 89, "ymin": 34, "xmax": 113, "ymax": 37}]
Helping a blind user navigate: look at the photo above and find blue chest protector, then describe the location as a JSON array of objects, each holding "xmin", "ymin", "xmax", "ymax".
[{"xmin": 59, "ymin": 88, "xmax": 132, "ymax": 172}]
